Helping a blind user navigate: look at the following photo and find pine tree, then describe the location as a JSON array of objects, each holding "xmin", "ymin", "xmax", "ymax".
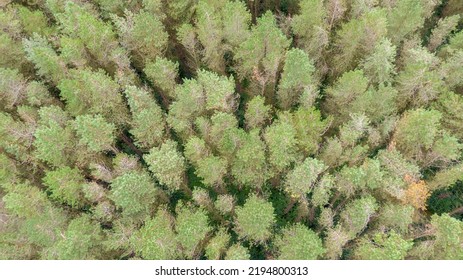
[{"xmin": 234, "ymin": 194, "xmax": 275, "ymax": 243}]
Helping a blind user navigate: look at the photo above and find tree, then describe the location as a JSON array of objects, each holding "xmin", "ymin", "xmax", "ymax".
[
  {"xmin": 428, "ymin": 15, "xmax": 460, "ymax": 52},
  {"xmin": 361, "ymin": 38, "xmax": 397, "ymax": 86},
  {"xmin": 44, "ymin": 215, "xmax": 103, "ymax": 259},
  {"xmin": 58, "ymin": 68, "xmax": 129, "ymax": 125},
  {"xmin": 144, "ymin": 140, "xmax": 188, "ymax": 194},
  {"xmin": 167, "ymin": 78, "xmax": 206, "ymax": 138},
  {"xmin": 195, "ymin": 155, "xmax": 228, "ymax": 188},
  {"xmin": 428, "ymin": 214, "xmax": 463, "ymax": 259},
  {"xmin": 125, "ymin": 86, "xmax": 166, "ymax": 149},
  {"xmin": 195, "ymin": 0, "xmax": 226, "ymax": 73},
  {"xmin": 205, "ymin": 228, "xmax": 230, "ymax": 260},
  {"xmin": 73, "ymin": 114, "xmax": 116, "ymax": 153},
  {"xmin": 340, "ymin": 195, "xmax": 378, "ymax": 238},
  {"xmin": 112, "ymin": 10, "xmax": 168, "ymax": 68},
  {"xmin": 56, "ymin": 2, "xmax": 122, "ymax": 71},
  {"xmin": 235, "ymin": 194, "xmax": 275, "ymax": 243},
  {"xmin": 440, "ymin": 51, "xmax": 463, "ymax": 90},
  {"xmin": 244, "ymin": 96, "xmax": 271, "ymax": 130},
  {"xmin": 386, "ymin": 0, "xmax": 426, "ymax": 45},
  {"xmin": 42, "ymin": 166, "xmax": 86, "ymax": 208},
  {"xmin": 284, "ymin": 157, "xmax": 327, "ymax": 200},
  {"xmin": 433, "ymin": 91, "xmax": 463, "ymax": 140},
  {"xmin": 214, "ymin": 194, "xmax": 235, "ymax": 215},
  {"xmin": 377, "ymin": 203, "xmax": 414, "ymax": 233},
  {"xmin": 277, "ymin": 48, "xmax": 317, "ymax": 110},
  {"xmin": 275, "ymin": 224, "xmax": 325, "ymax": 260},
  {"xmin": 235, "ymin": 11, "xmax": 291, "ymax": 94},
  {"xmin": 394, "ymin": 108, "xmax": 462, "ymax": 167},
  {"xmin": 144, "ymin": 58, "xmax": 179, "ymax": 101},
  {"xmin": 264, "ymin": 115, "xmax": 299, "ymax": 173},
  {"xmin": 130, "ymin": 208, "xmax": 179, "ymax": 260},
  {"xmin": 110, "ymin": 171, "xmax": 159, "ymax": 221},
  {"xmin": 354, "ymin": 230, "xmax": 413, "ymax": 260},
  {"xmin": 403, "ymin": 180, "xmax": 430, "ymax": 211},
  {"xmin": 33, "ymin": 106, "xmax": 77, "ymax": 167},
  {"xmin": 324, "ymin": 70, "xmax": 369, "ymax": 125},
  {"xmin": 0, "ymin": 68, "xmax": 28, "ymax": 111},
  {"xmin": 231, "ymin": 130, "xmax": 268, "ymax": 188},
  {"xmin": 291, "ymin": 0, "xmax": 328, "ymax": 65},
  {"xmin": 331, "ymin": 9, "xmax": 388, "ymax": 76},
  {"xmin": 396, "ymin": 47, "xmax": 443, "ymax": 109},
  {"xmin": 291, "ymin": 107, "xmax": 331, "ymax": 155},
  {"xmin": 224, "ymin": 243, "xmax": 250, "ymax": 260},
  {"xmin": 23, "ymin": 34, "xmax": 67, "ymax": 84},
  {"xmin": 175, "ymin": 202, "xmax": 212, "ymax": 259}
]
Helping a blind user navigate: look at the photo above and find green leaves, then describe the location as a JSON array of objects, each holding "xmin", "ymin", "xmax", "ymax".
[
  {"xmin": 355, "ymin": 231, "xmax": 413, "ymax": 260},
  {"xmin": 42, "ymin": 166, "xmax": 86, "ymax": 208},
  {"xmin": 131, "ymin": 208, "xmax": 179, "ymax": 260},
  {"xmin": 2, "ymin": 0, "xmax": 463, "ymax": 261},
  {"xmin": 275, "ymin": 224, "xmax": 325, "ymax": 260},
  {"xmin": 395, "ymin": 108, "xmax": 462, "ymax": 167},
  {"xmin": 44, "ymin": 215, "xmax": 103, "ymax": 259},
  {"xmin": 235, "ymin": 11, "xmax": 291, "ymax": 86},
  {"xmin": 278, "ymin": 48, "xmax": 317, "ymax": 109},
  {"xmin": 175, "ymin": 203, "xmax": 212, "ymax": 258},
  {"xmin": 284, "ymin": 157, "xmax": 327, "ymax": 200},
  {"xmin": 58, "ymin": 68, "xmax": 128, "ymax": 124},
  {"xmin": 73, "ymin": 114, "xmax": 115, "ymax": 152},
  {"xmin": 110, "ymin": 171, "xmax": 158, "ymax": 220},
  {"xmin": 235, "ymin": 194, "xmax": 275, "ymax": 243},
  {"xmin": 144, "ymin": 140, "xmax": 187, "ymax": 193}
]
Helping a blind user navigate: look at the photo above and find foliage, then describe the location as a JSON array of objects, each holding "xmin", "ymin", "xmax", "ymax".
[
  {"xmin": 275, "ymin": 224, "xmax": 325, "ymax": 260},
  {"xmin": 235, "ymin": 194, "xmax": 276, "ymax": 243},
  {"xmin": 1, "ymin": 0, "xmax": 463, "ymax": 261}
]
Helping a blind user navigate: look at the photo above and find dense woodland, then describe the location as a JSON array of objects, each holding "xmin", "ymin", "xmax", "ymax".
[{"xmin": 1, "ymin": 0, "xmax": 463, "ymax": 260}]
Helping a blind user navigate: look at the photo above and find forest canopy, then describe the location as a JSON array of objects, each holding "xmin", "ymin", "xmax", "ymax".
[{"xmin": 1, "ymin": 0, "xmax": 463, "ymax": 260}]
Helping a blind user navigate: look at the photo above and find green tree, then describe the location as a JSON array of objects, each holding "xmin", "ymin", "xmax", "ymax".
[
  {"xmin": 429, "ymin": 214, "xmax": 463, "ymax": 259},
  {"xmin": 275, "ymin": 224, "xmax": 325, "ymax": 260},
  {"xmin": 291, "ymin": 0, "xmax": 328, "ymax": 65},
  {"xmin": 125, "ymin": 86, "xmax": 166, "ymax": 149},
  {"xmin": 58, "ymin": 68, "xmax": 129, "ymax": 124},
  {"xmin": 110, "ymin": 171, "xmax": 159, "ymax": 221},
  {"xmin": 175, "ymin": 202, "xmax": 212, "ymax": 259},
  {"xmin": 144, "ymin": 140, "xmax": 188, "ymax": 194},
  {"xmin": 244, "ymin": 96, "xmax": 271, "ymax": 130},
  {"xmin": 235, "ymin": 11, "xmax": 291, "ymax": 94},
  {"xmin": 42, "ymin": 166, "xmax": 86, "ymax": 208},
  {"xmin": 131, "ymin": 208, "xmax": 179, "ymax": 260},
  {"xmin": 340, "ymin": 195, "xmax": 378, "ymax": 238},
  {"xmin": 235, "ymin": 194, "xmax": 275, "ymax": 243},
  {"xmin": 394, "ymin": 108, "xmax": 462, "ymax": 167},
  {"xmin": 428, "ymin": 15, "xmax": 460, "ymax": 52},
  {"xmin": 44, "ymin": 215, "xmax": 103, "ymax": 259},
  {"xmin": 396, "ymin": 47, "xmax": 443, "ymax": 109},
  {"xmin": 354, "ymin": 231, "xmax": 413, "ymax": 260},
  {"xmin": 284, "ymin": 157, "xmax": 327, "ymax": 200},
  {"xmin": 33, "ymin": 106, "xmax": 77, "ymax": 167},
  {"xmin": 331, "ymin": 9, "xmax": 387, "ymax": 76},
  {"xmin": 277, "ymin": 48, "xmax": 317, "ymax": 110},
  {"xmin": 224, "ymin": 243, "xmax": 250, "ymax": 260},
  {"xmin": 205, "ymin": 228, "xmax": 230, "ymax": 260},
  {"xmin": 23, "ymin": 34, "xmax": 67, "ymax": 84},
  {"xmin": 144, "ymin": 58, "xmax": 179, "ymax": 101},
  {"xmin": 361, "ymin": 38, "xmax": 397, "ymax": 86},
  {"xmin": 231, "ymin": 130, "xmax": 268, "ymax": 188},
  {"xmin": 264, "ymin": 115, "xmax": 299, "ymax": 173},
  {"xmin": 386, "ymin": 0, "xmax": 426, "ymax": 45},
  {"xmin": 112, "ymin": 10, "xmax": 168, "ymax": 68},
  {"xmin": 73, "ymin": 114, "xmax": 116, "ymax": 153}
]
